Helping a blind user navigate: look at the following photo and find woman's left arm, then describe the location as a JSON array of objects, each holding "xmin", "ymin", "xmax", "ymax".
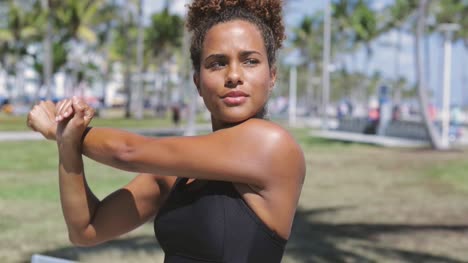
[
  {"xmin": 52, "ymin": 97, "xmax": 305, "ymax": 189},
  {"xmin": 83, "ymin": 119, "xmax": 305, "ymax": 188}
]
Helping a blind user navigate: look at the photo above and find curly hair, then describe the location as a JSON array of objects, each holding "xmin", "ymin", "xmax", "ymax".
[{"xmin": 186, "ymin": 0, "xmax": 285, "ymax": 73}]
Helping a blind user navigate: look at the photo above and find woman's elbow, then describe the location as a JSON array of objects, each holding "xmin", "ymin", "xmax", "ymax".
[{"xmin": 68, "ymin": 230, "xmax": 101, "ymax": 247}]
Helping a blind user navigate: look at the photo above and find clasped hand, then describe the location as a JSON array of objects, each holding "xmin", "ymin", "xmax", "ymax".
[{"xmin": 27, "ymin": 97, "xmax": 95, "ymax": 145}]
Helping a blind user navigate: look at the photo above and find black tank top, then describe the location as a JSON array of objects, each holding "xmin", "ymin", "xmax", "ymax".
[{"xmin": 154, "ymin": 178, "xmax": 287, "ymax": 262}]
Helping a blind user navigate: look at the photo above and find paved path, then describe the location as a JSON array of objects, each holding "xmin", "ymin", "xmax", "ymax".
[
  {"xmin": 311, "ymin": 129, "xmax": 468, "ymax": 148},
  {"xmin": 311, "ymin": 130, "xmax": 430, "ymax": 148},
  {"xmin": 0, "ymin": 131, "xmax": 44, "ymax": 141}
]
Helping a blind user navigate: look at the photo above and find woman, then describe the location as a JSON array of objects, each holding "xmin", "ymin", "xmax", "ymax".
[{"xmin": 27, "ymin": 0, "xmax": 305, "ymax": 262}]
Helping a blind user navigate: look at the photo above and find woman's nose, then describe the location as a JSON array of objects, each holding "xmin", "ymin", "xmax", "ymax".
[{"xmin": 225, "ymin": 63, "xmax": 243, "ymax": 88}]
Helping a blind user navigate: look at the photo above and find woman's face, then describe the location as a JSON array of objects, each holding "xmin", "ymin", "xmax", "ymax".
[{"xmin": 194, "ymin": 20, "xmax": 276, "ymax": 126}]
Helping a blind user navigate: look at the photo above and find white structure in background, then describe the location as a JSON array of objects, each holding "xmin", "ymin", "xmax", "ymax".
[
  {"xmin": 438, "ymin": 23, "xmax": 460, "ymax": 149},
  {"xmin": 289, "ymin": 65, "xmax": 297, "ymax": 126},
  {"xmin": 31, "ymin": 254, "xmax": 75, "ymax": 263},
  {"xmin": 0, "ymin": 70, "xmax": 7, "ymax": 98}
]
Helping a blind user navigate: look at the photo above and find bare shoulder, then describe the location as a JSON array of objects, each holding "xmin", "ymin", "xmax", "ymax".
[
  {"xmin": 229, "ymin": 119, "xmax": 305, "ymax": 180},
  {"xmin": 238, "ymin": 119, "xmax": 303, "ymax": 154}
]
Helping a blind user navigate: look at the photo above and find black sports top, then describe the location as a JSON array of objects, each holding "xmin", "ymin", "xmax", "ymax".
[{"xmin": 154, "ymin": 178, "xmax": 287, "ymax": 263}]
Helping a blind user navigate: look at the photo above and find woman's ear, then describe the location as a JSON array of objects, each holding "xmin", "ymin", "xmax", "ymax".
[
  {"xmin": 193, "ymin": 72, "xmax": 202, "ymax": 96},
  {"xmin": 269, "ymin": 66, "xmax": 277, "ymax": 92}
]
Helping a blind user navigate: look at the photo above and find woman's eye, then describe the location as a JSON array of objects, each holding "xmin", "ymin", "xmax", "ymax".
[
  {"xmin": 245, "ymin": 59, "xmax": 259, "ymax": 65},
  {"xmin": 210, "ymin": 61, "xmax": 226, "ymax": 69}
]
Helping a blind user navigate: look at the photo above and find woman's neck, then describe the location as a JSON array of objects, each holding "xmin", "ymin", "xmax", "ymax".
[
  {"xmin": 210, "ymin": 114, "xmax": 266, "ymax": 132},
  {"xmin": 211, "ymin": 117, "xmax": 241, "ymax": 132}
]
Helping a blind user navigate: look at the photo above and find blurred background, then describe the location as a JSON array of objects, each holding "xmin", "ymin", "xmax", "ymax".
[{"xmin": 1, "ymin": 0, "xmax": 468, "ymax": 262}]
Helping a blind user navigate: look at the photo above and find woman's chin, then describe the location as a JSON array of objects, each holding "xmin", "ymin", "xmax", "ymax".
[{"xmin": 217, "ymin": 112, "xmax": 256, "ymax": 124}]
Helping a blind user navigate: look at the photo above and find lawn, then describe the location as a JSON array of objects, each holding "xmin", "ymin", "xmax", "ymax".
[{"xmin": 1, "ymin": 127, "xmax": 468, "ymax": 262}]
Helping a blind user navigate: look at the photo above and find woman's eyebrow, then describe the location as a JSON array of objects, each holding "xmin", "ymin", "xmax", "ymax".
[
  {"xmin": 205, "ymin": 50, "xmax": 261, "ymax": 61},
  {"xmin": 239, "ymin": 50, "xmax": 261, "ymax": 57},
  {"xmin": 204, "ymin": 54, "xmax": 227, "ymax": 61}
]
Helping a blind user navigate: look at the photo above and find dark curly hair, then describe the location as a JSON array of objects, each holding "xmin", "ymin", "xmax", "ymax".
[{"xmin": 186, "ymin": 0, "xmax": 285, "ymax": 73}]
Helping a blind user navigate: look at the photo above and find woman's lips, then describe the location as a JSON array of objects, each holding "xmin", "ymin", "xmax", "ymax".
[
  {"xmin": 221, "ymin": 91, "xmax": 248, "ymax": 106},
  {"xmin": 222, "ymin": 96, "xmax": 247, "ymax": 106}
]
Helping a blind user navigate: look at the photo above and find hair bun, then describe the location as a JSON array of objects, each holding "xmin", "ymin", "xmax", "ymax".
[{"xmin": 187, "ymin": 0, "xmax": 285, "ymax": 49}]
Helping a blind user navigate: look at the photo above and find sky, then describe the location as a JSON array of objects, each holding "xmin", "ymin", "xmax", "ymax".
[{"xmin": 145, "ymin": 0, "xmax": 467, "ymax": 107}]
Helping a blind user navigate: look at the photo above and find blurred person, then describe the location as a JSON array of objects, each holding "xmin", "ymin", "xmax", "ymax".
[
  {"xmin": 170, "ymin": 101, "xmax": 181, "ymax": 127},
  {"xmin": 450, "ymin": 105, "xmax": 463, "ymax": 141},
  {"xmin": 26, "ymin": 1, "xmax": 305, "ymax": 262},
  {"xmin": 365, "ymin": 97, "xmax": 380, "ymax": 134},
  {"xmin": 1, "ymin": 98, "xmax": 13, "ymax": 114}
]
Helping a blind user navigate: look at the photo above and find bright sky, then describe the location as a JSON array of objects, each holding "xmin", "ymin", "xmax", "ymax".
[{"xmin": 145, "ymin": 0, "xmax": 467, "ymax": 106}]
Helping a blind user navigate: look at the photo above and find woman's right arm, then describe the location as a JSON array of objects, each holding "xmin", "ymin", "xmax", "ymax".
[
  {"xmin": 60, "ymin": 168, "xmax": 176, "ymax": 247},
  {"xmin": 29, "ymin": 99, "xmax": 176, "ymax": 246}
]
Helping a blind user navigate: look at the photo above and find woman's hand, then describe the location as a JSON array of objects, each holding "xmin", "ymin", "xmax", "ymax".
[
  {"xmin": 27, "ymin": 100, "xmax": 57, "ymax": 140},
  {"xmin": 56, "ymin": 97, "xmax": 95, "ymax": 146}
]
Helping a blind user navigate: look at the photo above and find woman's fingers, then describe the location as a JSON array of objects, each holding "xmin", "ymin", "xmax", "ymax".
[
  {"xmin": 56, "ymin": 99, "xmax": 73, "ymax": 122},
  {"xmin": 73, "ymin": 97, "xmax": 95, "ymax": 123},
  {"xmin": 54, "ymin": 97, "xmax": 94, "ymax": 127}
]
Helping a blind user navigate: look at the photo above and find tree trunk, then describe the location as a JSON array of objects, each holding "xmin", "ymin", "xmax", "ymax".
[
  {"xmin": 134, "ymin": 0, "xmax": 144, "ymax": 119},
  {"xmin": 415, "ymin": 0, "xmax": 443, "ymax": 149},
  {"xmin": 124, "ymin": 12, "xmax": 133, "ymax": 119},
  {"xmin": 305, "ymin": 63, "xmax": 315, "ymax": 115},
  {"xmin": 182, "ymin": 29, "xmax": 197, "ymax": 135},
  {"xmin": 463, "ymin": 44, "xmax": 468, "ymax": 107},
  {"xmin": 124, "ymin": 63, "xmax": 132, "ymax": 118},
  {"xmin": 41, "ymin": 0, "xmax": 53, "ymax": 100}
]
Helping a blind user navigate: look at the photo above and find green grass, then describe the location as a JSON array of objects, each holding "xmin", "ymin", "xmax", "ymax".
[
  {"xmin": 289, "ymin": 127, "xmax": 468, "ymax": 193},
  {"xmin": 290, "ymin": 127, "xmax": 364, "ymax": 150},
  {"xmin": 0, "ymin": 111, "xmax": 209, "ymax": 131},
  {"xmin": 425, "ymin": 159, "xmax": 468, "ymax": 192},
  {"xmin": 0, "ymin": 141, "xmax": 57, "ymax": 172},
  {"xmin": 0, "ymin": 115, "xmax": 29, "ymax": 131},
  {"xmin": 0, "ymin": 140, "xmax": 134, "ymax": 201},
  {"xmin": 0, "ymin": 114, "xmax": 174, "ymax": 131}
]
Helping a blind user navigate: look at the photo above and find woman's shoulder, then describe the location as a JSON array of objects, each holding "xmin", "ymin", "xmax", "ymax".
[
  {"xmin": 230, "ymin": 119, "xmax": 304, "ymax": 163},
  {"xmin": 238, "ymin": 119, "xmax": 305, "ymax": 182},
  {"xmin": 239, "ymin": 118, "xmax": 299, "ymax": 145}
]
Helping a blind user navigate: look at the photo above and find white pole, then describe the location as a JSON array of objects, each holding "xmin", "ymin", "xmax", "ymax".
[
  {"xmin": 441, "ymin": 31, "xmax": 452, "ymax": 148},
  {"xmin": 184, "ymin": 29, "xmax": 197, "ymax": 136},
  {"xmin": 41, "ymin": 0, "xmax": 53, "ymax": 100},
  {"xmin": 289, "ymin": 66, "xmax": 297, "ymax": 126},
  {"xmin": 322, "ymin": 0, "xmax": 331, "ymax": 130}
]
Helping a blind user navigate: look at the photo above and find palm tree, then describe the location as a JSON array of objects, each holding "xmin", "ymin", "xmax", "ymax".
[
  {"xmin": 31, "ymin": 41, "xmax": 68, "ymax": 100},
  {"xmin": 381, "ymin": 0, "xmax": 418, "ymax": 105},
  {"xmin": 0, "ymin": 0, "xmax": 42, "ymax": 101},
  {"xmin": 145, "ymin": 7, "xmax": 184, "ymax": 117},
  {"xmin": 332, "ymin": 0, "xmax": 383, "ymax": 103},
  {"xmin": 94, "ymin": 0, "xmax": 119, "ymax": 107},
  {"xmin": 292, "ymin": 14, "xmax": 323, "ymax": 113},
  {"xmin": 53, "ymin": 0, "xmax": 113, "ymax": 97},
  {"xmin": 145, "ymin": 8, "xmax": 183, "ymax": 64},
  {"xmin": 106, "ymin": 0, "xmax": 140, "ymax": 118},
  {"xmin": 41, "ymin": 0, "xmax": 53, "ymax": 100},
  {"xmin": 134, "ymin": 0, "xmax": 145, "ymax": 119}
]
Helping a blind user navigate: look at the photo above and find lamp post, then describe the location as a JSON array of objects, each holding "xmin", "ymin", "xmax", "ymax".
[
  {"xmin": 438, "ymin": 23, "xmax": 460, "ymax": 149},
  {"xmin": 288, "ymin": 65, "xmax": 297, "ymax": 126},
  {"xmin": 322, "ymin": 0, "xmax": 331, "ymax": 130}
]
